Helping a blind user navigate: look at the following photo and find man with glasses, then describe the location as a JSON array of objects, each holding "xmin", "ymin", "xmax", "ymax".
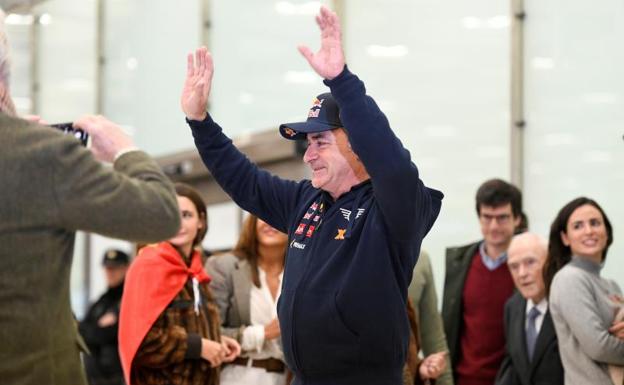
[{"xmin": 441, "ymin": 179, "xmax": 523, "ymax": 385}]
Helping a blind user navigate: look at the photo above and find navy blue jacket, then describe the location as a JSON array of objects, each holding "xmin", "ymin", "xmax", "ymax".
[{"xmin": 189, "ymin": 67, "xmax": 443, "ymax": 385}]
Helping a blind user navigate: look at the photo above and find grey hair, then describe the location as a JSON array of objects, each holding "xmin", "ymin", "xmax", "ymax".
[
  {"xmin": 509, "ymin": 232, "xmax": 548, "ymax": 257},
  {"xmin": 0, "ymin": 8, "xmax": 11, "ymax": 86}
]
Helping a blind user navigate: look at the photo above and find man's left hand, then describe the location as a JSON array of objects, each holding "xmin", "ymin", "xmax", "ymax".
[{"xmin": 298, "ymin": 6, "xmax": 345, "ymax": 80}]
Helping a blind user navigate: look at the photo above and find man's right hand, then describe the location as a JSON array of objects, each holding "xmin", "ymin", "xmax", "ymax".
[
  {"xmin": 181, "ymin": 46, "xmax": 213, "ymax": 121},
  {"xmin": 74, "ymin": 115, "xmax": 135, "ymax": 163},
  {"xmin": 264, "ymin": 318, "xmax": 281, "ymax": 340},
  {"xmin": 200, "ymin": 338, "xmax": 226, "ymax": 367}
]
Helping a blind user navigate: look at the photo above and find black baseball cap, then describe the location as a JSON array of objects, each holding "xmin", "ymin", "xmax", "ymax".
[
  {"xmin": 102, "ymin": 249, "xmax": 130, "ymax": 267},
  {"xmin": 279, "ymin": 92, "xmax": 343, "ymax": 140}
]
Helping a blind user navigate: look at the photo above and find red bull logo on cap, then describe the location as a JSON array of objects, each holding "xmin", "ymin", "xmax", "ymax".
[
  {"xmin": 283, "ymin": 127, "xmax": 297, "ymax": 137},
  {"xmin": 308, "ymin": 97, "xmax": 325, "ymax": 118},
  {"xmin": 311, "ymin": 97, "xmax": 324, "ymax": 108}
]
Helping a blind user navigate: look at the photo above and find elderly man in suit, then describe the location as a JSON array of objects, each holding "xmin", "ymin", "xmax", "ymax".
[
  {"xmin": 495, "ymin": 232, "xmax": 564, "ymax": 385},
  {"xmin": 0, "ymin": 9, "xmax": 180, "ymax": 385}
]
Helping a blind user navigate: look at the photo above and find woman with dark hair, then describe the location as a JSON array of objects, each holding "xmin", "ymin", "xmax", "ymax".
[
  {"xmin": 206, "ymin": 214, "xmax": 289, "ymax": 385},
  {"xmin": 545, "ymin": 197, "xmax": 624, "ymax": 385},
  {"xmin": 119, "ymin": 183, "xmax": 241, "ymax": 385}
]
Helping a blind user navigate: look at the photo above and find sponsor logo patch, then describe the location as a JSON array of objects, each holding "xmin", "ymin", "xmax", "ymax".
[
  {"xmin": 311, "ymin": 97, "xmax": 324, "ymax": 108},
  {"xmin": 340, "ymin": 208, "xmax": 366, "ymax": 221},
  {"xmin": 283, "ymin": 127, "xmax": 297, "ymax": 137},
  {"xmin": 335, "ymin": 228, "xmax": 346, "ymax": 240},
  {"xmin": 290, "ymin": 240, "xmax": 306, "ymax": 250}
]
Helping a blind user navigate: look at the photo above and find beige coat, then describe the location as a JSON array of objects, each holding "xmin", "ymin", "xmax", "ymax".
[{"xmin": 0, "ymin": 113, "xmax": 180, "ymax": 385}]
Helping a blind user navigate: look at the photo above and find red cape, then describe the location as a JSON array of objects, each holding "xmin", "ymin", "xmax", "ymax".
[{"xmin": 118, "ymin": 242, "xmax": 210, "ymax": 385}]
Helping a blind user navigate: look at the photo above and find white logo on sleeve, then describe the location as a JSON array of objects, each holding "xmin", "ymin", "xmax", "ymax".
[{"xmin": 340, "ymin": 208, "xmax": 366, "ymax": 221}]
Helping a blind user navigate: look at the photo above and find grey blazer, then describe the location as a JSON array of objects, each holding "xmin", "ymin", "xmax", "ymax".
[
  {"xmin": 0, "ymin": 113, "xmax": 179, "ymax": 385},
  {"xmin": 206, "ymin": 253, "xmax": 255, "ymax": 341}
]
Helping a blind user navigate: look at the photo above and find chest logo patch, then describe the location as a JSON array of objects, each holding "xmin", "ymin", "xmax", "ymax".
[
  {"xmin": 340, "ymin": 208, "xmax": 365, "ymax": 221},
  {"xmin": 335, "ymin": 229, "xmax": 346, "ymax": 240}
]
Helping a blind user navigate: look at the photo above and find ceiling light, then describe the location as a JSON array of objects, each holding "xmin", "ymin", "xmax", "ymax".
[
  {"xmin": 38, "ymin": 13, "xmax": 52, "ymax": 25},
  {"xmin": 366, "ymin": 44, "xmax": 408, "ymax": 58},
  {"xmin": 5, "ymin": 14, "xmax": 34, "ymax": 25},
  {"xmin": 531, "ymin": 57, "xmax": 555, "ymax": 70}
]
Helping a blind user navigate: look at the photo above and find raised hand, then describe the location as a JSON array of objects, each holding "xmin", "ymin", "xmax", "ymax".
[
  {"xmin": 298, "ymin": 5, "xmax": 345, "ymax": 80},
  {"xmin": 181, "ymin": 47, "xmax": 213, "ymax": 121}
]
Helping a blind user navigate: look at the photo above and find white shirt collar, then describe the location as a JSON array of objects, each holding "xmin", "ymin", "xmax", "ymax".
[{"xmin": 526, "ymin": 297, "xmax": 548, "ymax": 315}]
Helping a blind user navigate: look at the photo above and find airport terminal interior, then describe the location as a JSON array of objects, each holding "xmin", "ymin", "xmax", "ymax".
[{"xmin": 1, "ymin": 0, "xmax": 622, "ymax": 318}]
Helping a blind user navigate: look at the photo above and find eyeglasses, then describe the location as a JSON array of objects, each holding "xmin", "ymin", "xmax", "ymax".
[{"xmin": 480, "ymin": 213, "xmax": 512, "ymax": 224}]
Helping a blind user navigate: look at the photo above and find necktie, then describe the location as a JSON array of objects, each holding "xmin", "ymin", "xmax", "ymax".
[{"xmin": 526, "ymin": 306, "xmax": 541, "ymax": 361}]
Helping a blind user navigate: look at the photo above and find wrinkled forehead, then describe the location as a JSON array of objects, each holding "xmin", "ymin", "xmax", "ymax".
[
  {"xmin": 307, "ymin": 129, "xmax": 334, "ymax": 141},
  {"xmin": 508, "ymin": 234, "xmax": 547, "ymax": 262},
  {"xmin": 306, "ymin": 127, "xmax": 349, "ymax": 143}
]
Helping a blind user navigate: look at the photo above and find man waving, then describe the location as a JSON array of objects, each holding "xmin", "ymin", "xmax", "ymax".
[{"xmin": 181, "ymin": 6, "xmax": 443, "ymax": 385}]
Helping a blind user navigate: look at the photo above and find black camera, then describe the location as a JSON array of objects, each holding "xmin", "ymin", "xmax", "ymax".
[{"xmin": 50, "ymin": 122, "xmax": 89, "ymax": 147}]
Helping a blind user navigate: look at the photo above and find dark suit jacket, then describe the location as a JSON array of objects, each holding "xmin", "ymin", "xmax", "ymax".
[
  {"xmin": 441, "ymin": 241, "xmax": 480, "ymax": 367},
  {"xmin": 495, "ymin": 292, "xmax": 564, "ymax": 385},
  {"xmin": 0, "ymin": 113, "xmax": 179, "ymax": 385}
]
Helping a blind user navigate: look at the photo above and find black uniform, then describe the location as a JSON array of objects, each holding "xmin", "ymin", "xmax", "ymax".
[{"xmin": 79, "ymin": 282, "xmax": 125, "ymax": 385}]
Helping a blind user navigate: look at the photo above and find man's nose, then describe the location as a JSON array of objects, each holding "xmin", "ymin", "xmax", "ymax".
[
  {"xmin": 488, "ymin": 219, "xmax": 499, "ymax": 229},
  {"xmin": 303, "ymin": 145, "xmax": 316, "ymax": 163},
  {"xmin": 518, "ymin": 265, "xmax": 528, "ymax": 277}
]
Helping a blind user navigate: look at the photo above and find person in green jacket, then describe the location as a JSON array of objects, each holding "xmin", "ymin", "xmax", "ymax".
[
  {"xmin": 0, "ymin": 8, "xmax": 180, "ymax": 385},
  {"xmin": 408, "ymin": 251, "xmax": 454, "ymax": 385}
]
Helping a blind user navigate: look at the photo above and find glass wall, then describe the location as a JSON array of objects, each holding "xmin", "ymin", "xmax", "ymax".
[
  {"xmin": 33, "ymin": 0, "xmax": 97, "ymax": 121},
  {"xmin": 524, "ymin": 0, "xmax": 624, "ymax": 282},
  {"xmin": 4, "ymin": 0, "xmax": 623, "ymax": 312},
  {"xmin": 5, "ymin": 13, "xmax": 33, "ymax": 115},
  {"xmin": 101, "ymin": 0, "xmax": 202, "ymax": 156},
  {"xmin": 344, "ymin": 0, "xmax": 512, "ymax": 295},
  {"xmin": 209, "ymin": 0, "xmax": 333, "ymax": 136}
]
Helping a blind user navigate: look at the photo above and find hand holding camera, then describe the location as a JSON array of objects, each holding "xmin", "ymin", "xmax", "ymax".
[
  {"xmin": 73, "ymin": 115, "xmax": 136, "ymax": 163},
  {"xmin": 50, "ymin": 122, "xmax": 89, "ymax": 147}
]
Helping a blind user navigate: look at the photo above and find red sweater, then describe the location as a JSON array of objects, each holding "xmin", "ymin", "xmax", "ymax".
[{"xmin": 456, "ymin": 249, "xmax": 514, "ymax": 385}]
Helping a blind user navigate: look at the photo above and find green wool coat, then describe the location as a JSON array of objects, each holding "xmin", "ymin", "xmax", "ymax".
[{"xmin": 0, "ymin": 113, "xmax": 180, "ymax": 385}]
